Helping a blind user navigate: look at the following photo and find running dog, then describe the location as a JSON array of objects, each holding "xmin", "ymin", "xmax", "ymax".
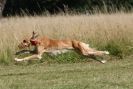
[{"xmin": 15, "ymin": 31, "xmax": 109, "ymax": 63}]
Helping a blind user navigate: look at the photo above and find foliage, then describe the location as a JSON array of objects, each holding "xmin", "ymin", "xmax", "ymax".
[{"xmin": 3, "ymin": 0, "xmax": 133, "ymax": 16}]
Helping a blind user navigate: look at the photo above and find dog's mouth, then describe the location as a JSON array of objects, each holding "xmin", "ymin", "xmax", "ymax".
[
  {"xmin": 16, "ymin": 42, "xmax": 36, "ymax": 55},
  {"xmin": 18, "ymin": 42, "xmax": 30, "ymax": 49}
]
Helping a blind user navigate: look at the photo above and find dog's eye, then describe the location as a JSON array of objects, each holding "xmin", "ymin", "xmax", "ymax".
[{"xmin": 23, "ymin": 40, "xmax": 27, "ymax": 43}]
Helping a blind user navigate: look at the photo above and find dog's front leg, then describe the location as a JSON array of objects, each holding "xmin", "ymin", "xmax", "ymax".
[
  {"xmin": 15, "ymin": 54, "xmax": 42, "ymax": 62},
  {"xmin": 15, "ymin": 46, "xmax": 45, "ymax": 62}
]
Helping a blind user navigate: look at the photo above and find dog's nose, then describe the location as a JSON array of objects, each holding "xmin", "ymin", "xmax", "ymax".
[
  {"xmin": 18, "ymin": 43, "xmax": 25, "ymax": 49},
  {"xmin": 24, "ymin": 43, "xmax": 28, "ymax": 46}
]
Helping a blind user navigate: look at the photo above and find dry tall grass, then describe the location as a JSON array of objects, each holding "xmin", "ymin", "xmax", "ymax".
[{"xmin": 0, "ymin": 13, "xmax": 133, "ymax": 64}]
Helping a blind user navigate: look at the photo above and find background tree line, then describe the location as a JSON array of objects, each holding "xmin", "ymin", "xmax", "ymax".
[{"xmin": 2, "ymin": 0, "xmax": 133, "ymax": 16}]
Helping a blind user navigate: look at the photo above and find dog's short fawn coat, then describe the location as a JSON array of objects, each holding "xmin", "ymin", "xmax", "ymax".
[{"xmin": 15, "ymin": 31, "xmax": 109, "ymax": 63}]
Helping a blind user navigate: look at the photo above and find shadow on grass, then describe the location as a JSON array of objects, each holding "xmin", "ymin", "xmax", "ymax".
[
  {"xmin": 14, "ymin": 49, "xmax": 110, "ymax": 65},
  {"xmin": 0, "ymin": 72, "xmax": 35, "ymax": 77}
]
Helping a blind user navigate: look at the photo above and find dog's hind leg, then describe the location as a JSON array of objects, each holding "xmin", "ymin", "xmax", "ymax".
[{"xmin": 77, "ymin": 42, "xmax": 109, "ymax": 63}]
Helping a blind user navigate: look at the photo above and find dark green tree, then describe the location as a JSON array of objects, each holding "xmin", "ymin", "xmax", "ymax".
[{"xmin": 0, "ymin": 0, "xmax": 7, "ymax": 17}]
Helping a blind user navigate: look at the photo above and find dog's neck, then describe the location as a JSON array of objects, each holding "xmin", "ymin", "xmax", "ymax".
[{"xmin": 30, "ymin": 38, "xmax": 39, "ymax": 46}]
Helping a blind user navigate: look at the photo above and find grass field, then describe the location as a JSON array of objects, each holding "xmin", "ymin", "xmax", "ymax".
[
  {"xmin": 0, "ymin": 13, "xmax": 133, "ymax": 64},
  {"xmin": 0, "ymin": 55, "xmax": 132, "ymax": 89},
  {"xmin": 0, "ymin": 13, "xmax": 132, "ymax": 89}
]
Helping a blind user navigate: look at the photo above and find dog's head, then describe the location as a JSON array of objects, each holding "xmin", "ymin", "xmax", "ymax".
[
  {"xmin": 18, "ymin": 31, "xmax": 39, "ymax": 49},
  {"xmin": 18, "ymin": 39, "xmax": 31, "ymax": 49}
]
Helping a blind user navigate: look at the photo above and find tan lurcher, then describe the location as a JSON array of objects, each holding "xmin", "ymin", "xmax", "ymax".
[{"xmin": 15, "ymin": 31, "xmax": 109, "ymax": 63}]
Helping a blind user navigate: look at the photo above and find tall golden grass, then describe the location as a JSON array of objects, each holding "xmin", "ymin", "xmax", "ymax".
[{"xmin": 0, "ymin": 13, "xmax": 133, "ymax": 64}]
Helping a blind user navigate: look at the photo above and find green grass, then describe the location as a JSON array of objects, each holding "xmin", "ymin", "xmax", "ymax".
[
  {"xmin": 15, "ymin": 50, "xmax": 109, "ymax": 64},
  {"xmin": 0, "ymin": 56, "xmax": 132, "ymax": 89}
]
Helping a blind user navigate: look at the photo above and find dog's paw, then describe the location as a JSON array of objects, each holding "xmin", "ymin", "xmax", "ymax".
[
  {"xmin": 101, "ymin": 60, "xmax": 107, "ymax": 64},
  {"xmin": 104, "ymin": 51, "xmax": 109, "ymax": 55},
  {"xmin": 14, "ymin": 58, "xmax": 23, "ymax": 62},
  {"xmin": 37, "ymin": 55, "xmax": 42, "ymax": 59}
]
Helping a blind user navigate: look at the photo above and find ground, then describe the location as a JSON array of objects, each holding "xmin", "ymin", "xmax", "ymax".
[{"xmin": 0, "ymin": 56, "xmax": 132, "ymax": 89}]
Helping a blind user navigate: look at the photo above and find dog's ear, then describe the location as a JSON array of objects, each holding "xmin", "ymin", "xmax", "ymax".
[
  {"xmin": 32, "ymin": 31, "xmax": 36, "ymax": 36},
  {"xmin": 31, "ymin": 31, "xmax": 39, "ymax": 39}
]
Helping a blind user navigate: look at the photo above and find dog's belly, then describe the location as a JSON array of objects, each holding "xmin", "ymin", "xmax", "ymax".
[{"xmin": 45, "ymin": 48, "xmax": 73, "ymax": 56}]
